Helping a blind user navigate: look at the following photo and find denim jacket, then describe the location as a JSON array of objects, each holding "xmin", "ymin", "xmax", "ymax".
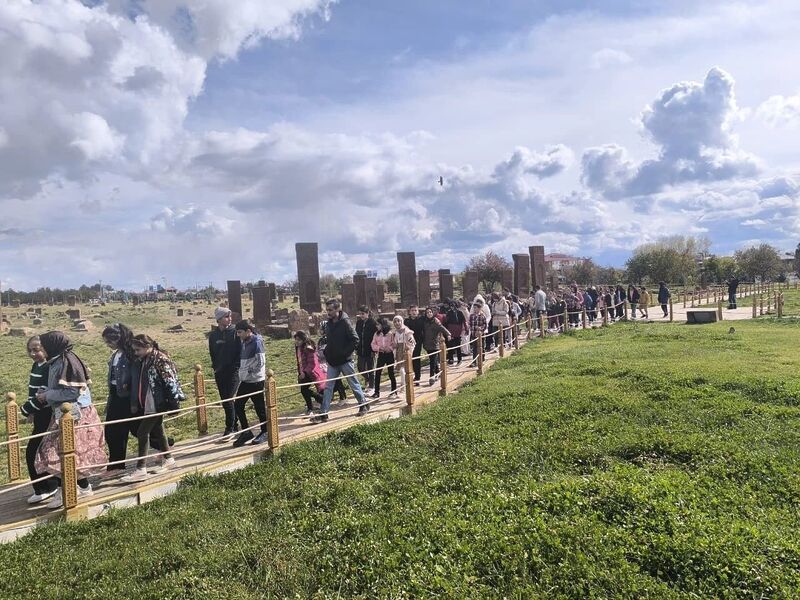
[{"xmin": 107, "ymin": 350, "xmax": 133, "ymax": 398}]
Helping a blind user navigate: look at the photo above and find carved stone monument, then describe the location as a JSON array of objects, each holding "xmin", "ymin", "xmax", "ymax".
[
  {"xmin": 295, "ymin": 242, "xmax": 322, "ymax": 313},
  {"xmin": 513, "ymin": 254, "xmax": 531, "ymax": 297},
  {"xmin": 418, "ymin": 270, "xmax": 431, "ymax": 307},
  {"xmin": 353, "ymin": 273, "xmax": 367, "ymax": 309},
  {"xmin": 439, "ymin": 269, "xmax": 454, "ymax": 301},
  {"xmin": 365, "ymin": 277, "xmax": 379, "ymax": 312},
  {"xmin": 288, "ymin": 309, "xmax": 310, "ymax": 333},
  {"xmin": 227, "ymin": 280, "xmax": 242, "ymax": 321},
  {"xmin": 502, "ymin": 268, "xmax": 513, "ymax": 293},
  {"xmin": 529, "ymin": 245, "xmax": 546, "ymax": 288},
  {"xmin": 253, "ymin": 285, "xmax": 271, "ymax": 325},
  {"xmin": 397, "ymin": 252, "xmax": 418, "ymax": 307},
  {"xmin": 462, "ymin": 270, "xmax": 479, "ymax": 302},
  {"xmin": 341, "ymin": 283, "xmax": 357, "ymax": 317},
  {"xmin": 67, "ymin": 295, "xmax": 77, "ymax": 307}
]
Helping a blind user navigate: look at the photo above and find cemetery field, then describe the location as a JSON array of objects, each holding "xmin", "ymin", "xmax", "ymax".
[
  {"xmin": 0, "ymin": 299, "xmax": 308, "ymax": 484},
  {"xmin": 1, "ymin": 319, "xmax": 799, "ymax": 598}
]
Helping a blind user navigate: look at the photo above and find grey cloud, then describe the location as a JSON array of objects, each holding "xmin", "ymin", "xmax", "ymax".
[
  {"xmin": 759, "ymin": 176, "xmax": 798, "ymax": 199},
  {"xmin": 581, "ymin": 68, "xmax": 759, "ymax": 199}
]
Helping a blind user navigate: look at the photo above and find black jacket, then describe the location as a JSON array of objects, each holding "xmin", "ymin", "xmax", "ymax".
[
  {"xmin": 208, "ymin": 325, "xmax": 241, "ymax": 373},
  {"xmin": 728, "ymin": 279, "xmax": 739, "ymax": 295},
  {"xmin": 404, "ymin": 315, "xmax": 425, "ymax": 345},
  {"xmin": 355, "ymin": 317, "xmax": 378, "ymax": 357},
  {"xmin": 323, "ymin": 312, "xmax": 359, "ymax": 367},
  {"xmin": 657, "ymin": 285, "xmax": 671, "ymax": 304}
]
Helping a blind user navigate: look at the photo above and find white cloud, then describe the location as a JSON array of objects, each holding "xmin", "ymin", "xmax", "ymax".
[
  {"xmin": 757, "ymin": 94, "xmax": 800, "ymax": 128},
  {"xmin": 590, "ymin": 48, "xmax": 632, "ymax": 70},
  {"xmin": 581, "ymin": 67, "xmax": 759, "ymax": 198}
]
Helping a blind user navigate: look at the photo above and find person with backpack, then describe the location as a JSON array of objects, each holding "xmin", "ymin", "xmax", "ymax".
[{"xmin": 121, "ymin": 334, "xmax": 184, "ymax": 482}]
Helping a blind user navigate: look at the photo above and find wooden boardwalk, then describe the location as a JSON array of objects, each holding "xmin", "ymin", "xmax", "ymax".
[{"xmin": 0, "ymin": 285, "xmax": 777, "ymax": 543}]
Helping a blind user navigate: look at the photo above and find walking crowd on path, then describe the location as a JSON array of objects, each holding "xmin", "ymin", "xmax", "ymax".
[{"xmin": 12, "ymin": 280, "xmax": 672, "ymax": 509}]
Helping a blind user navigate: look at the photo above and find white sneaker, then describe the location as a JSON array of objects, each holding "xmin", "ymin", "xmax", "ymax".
[
  {"xmin": 149, "ymin": 457, "xmax": 175, "ymax": 474},
  {"xmin": 78, "ymin": 483, "xmax": 93, "ymax": 498},
  {"xmin": 27, "ymin": 489, "xmax": 57, "ymax": 505},
  {"xmin": 388, "ymin": 390, "xmax": 399, "ymax": 399},
  {"xmin": 45, "ymin": 488, "xmax": 63, "ymax": 509},
  {"xmin": 121, "ymin": 468, "xmax": 149, "ymax": 483}
]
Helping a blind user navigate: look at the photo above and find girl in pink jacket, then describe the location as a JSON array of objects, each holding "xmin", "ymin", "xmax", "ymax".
[
  {"xmin": 370, "ymin": 318, "xmax": 397, "ymax": 400},
  {"xmin": 294, "ymin": 331, "xmax": 327, "ymax": 415}
]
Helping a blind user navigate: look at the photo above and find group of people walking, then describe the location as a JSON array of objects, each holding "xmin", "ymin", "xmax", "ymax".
[{"xmin": 18, "ymin": 280, "xmax": 675, "ymax": 507}]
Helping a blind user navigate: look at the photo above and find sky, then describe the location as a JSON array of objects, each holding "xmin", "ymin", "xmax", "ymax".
[{"xmin": 1, "ymin": 0, "xmax": 799, "ymax": 291}]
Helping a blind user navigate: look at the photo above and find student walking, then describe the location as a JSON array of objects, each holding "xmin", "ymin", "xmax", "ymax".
[
  {"xmin": 404, "ymin": 305, "xmax": 425, "ymax": 385},
  {"xmin": 627, "ymin": 285, "xmax": 640, "ymax": 319},
  {"xmin": 34, "ymin": 332, "xmax": 107, "ymax": 508},
  {"xmin": 294, "ymin": 331, "xmax": 326, "ymax": 416},
  {"xmin": 658, "ymin": 282, "xmax": 671, "ymax": 317},
  {"xmin": 639, "ymin": 287, "xmax": 650, "ymax": 318},
  {"xmin": 370, "ymin": 318, "xmax": 398, "ymax": 399},
  {"xmin": 233, "ymin": 321, "xmax": 268, "ymax": 447},
  {"xmin": 19, "ymin": 336, "xmax": 58, "ymax": 504},
  {"xmin": 355, "ymin": 307, "xmax": 378, "ymax": 394},
  {"xmin": 390, "ymin": 315, "xmax": 415, "ymax": 388},
  {"xmin": 468, "ymin": 302, "xmax": 487, "ymax": 367},
  {"xmin": 208, "ymin": 307, "xmax": 241, "ymax": 439},
  {"xmin": 121, "ymin": 334, "xmax": 184, "ymax": 482},
  {"xmin": 444, "ymin": 300, "xmax": 468, "ymax": 365},
  {"xmin": 310, "ymin": 300, "xmax": 369, "ymax": 423},
  {"xmin": 422, "ymin": 307, "xmax": 451, "ymax": 386}
]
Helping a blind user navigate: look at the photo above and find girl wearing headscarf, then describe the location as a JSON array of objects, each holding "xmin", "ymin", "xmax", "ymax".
[
  {"xmin": 370, "ymin": 317, "xmax": 398, "ymax": 399},
  {"xmin": 101, "ymin": 323, "xmax": 137, "ymax": 473},
  {"xmin": 34, "ymin": 331, "xmax": 107, "ymax": 509}
]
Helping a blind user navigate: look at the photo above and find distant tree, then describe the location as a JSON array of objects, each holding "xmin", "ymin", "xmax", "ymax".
[
  {"xmin": 384, "ymin": 273, "xmax": 400, "ymax": 294},
  {"xmin": 794, "ymin": 243, "xmax": 800, "ymax": 277},
  {"xmin": 282, "ymin": 279, "xmax": 299, "ymax": 294},
  {"xmin": 625, "ymin": 235, "xmax": 708, "ymax": 284},
  {"xmin": 465, "ymin": 251, "xmax": 511, "ymax": 293},
  {"xmin": 319, "ymin": 274, "xmax": 338, "ymax": 297},
  {"xmin": 562, "ymin": 259, "xmax": 600, "ymax": 285},
  {"xmin": 596, "ymin": 266, "xmax": 625, "ymax": 285},
  {"xmin": 701, "ymin": 256, "xmax": 738, "ymax": 284},
  {"xmin": 735, "ymin": 244, "xmax": 782, "ymax": 281}
]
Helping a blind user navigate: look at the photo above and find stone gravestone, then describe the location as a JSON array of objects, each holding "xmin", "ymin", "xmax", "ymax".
[
  {"xmin": 513, "ymin": 254, "xmax": 531, "ymax": 297},
  {"xmin": 34, "ymin": 308, "xmax": 42, "ymax": 315},
  {"xmin": 67, "ymin": 295, "xmax": 77, "ymax": 307},
  {"xmin": 353, "ymin": 273, "xmax": 367, "ymax": 310},
  {"xmin": 376, "ymin": 282, "xmax": 385, "ymax": 304},
  {"xmin": 33, "ymin": 318, "xmax": 43, "ymax": 325},
  {"xmin": 132, "ymin": 296, "xmax": 140, "ymax": 307},
  {"xmin": 11, "ymin": 300, "xmax": 20, "ymax": 308},
  {"xmin": 502, "ymin": 268, "xmax": 513, "ymax": 293},
  {"xmin": 227, "ymin": 280, "xmax": 242, "ymax": 321},
  {"xmin": 288, "ymin": 309, "xmax": 310, "ymax": 333},
  {"xmin": 381, "ymin": 299, "xmax": 395, "ymax": 314},
  {"xmin": 438, "ymin": 269, "xmax": 454, "ymax": 301},
  {"xmin": 549, "ymin": 273, "xmax": 560, "ymax": 291},
  {"xmin": 365, "ymin": 277, "xmax": 379, "ymax": 312},
  {"xmin": 397, "ymin": 252, "xmax": 418, "ymax": 307},
  {"xmin": 462, "ymin": 271, "xmax": 479, "ymax": 302},
  {"xmin": 278, "ymin": 291, "xmax": 285, "ymax": 303},
  {"xmin": 418, "ymin": 270, "xmax": 431, "ymax": 307},
  {"xmin": 529, "ymin": 245, "xmax": 546, "ymax": 289},
  {"xmin": 176, "ymin": 309, "xmax": 184, "ymax": 317},
  {"xmin": 341, "ymin": 283, "xmax": 357, "ymax": 317},
  {"xmin": 295, "ymin": 242, "xmax": 322, "ymax": 313},
  {"xmin": 253, "ymin": 285, "xmax": 271, "ymax": 325},
  {"xmin": 268, "ymin": 283, "xmax": 277, "ymax": 307},
  {"xmin": 66, "ymin": 309, "xmax": 81, "ymax": 320}
]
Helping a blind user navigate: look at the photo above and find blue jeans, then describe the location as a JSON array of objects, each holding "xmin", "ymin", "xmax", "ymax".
[{"xmin": 321, "ymin": 361, "xmax": 366, "ymax": 414}]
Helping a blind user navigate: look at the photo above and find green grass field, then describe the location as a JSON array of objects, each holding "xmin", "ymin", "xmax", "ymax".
[{"xmin": 0, "ymin": 319, "xmax": 798, "ymax": 598}]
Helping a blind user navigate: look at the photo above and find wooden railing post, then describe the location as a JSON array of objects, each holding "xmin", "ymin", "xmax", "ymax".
[
  {"xmin": 477, "ymin": 330, "xmax": 484, "ymax": 375},
  {"xmin": 438, "ymin": 338, "xmax": 448, "ymax": 397},
  {"xmin": 404, "ymin": 349, "xmax": 415, "ymax": 408},
  {"xmin": 581, "ymin": 308, "xmax": 588, "ymax": 330},
  {"xmin": 752, "ymin": 294, "xmax": 757, "ymax": 318},
  {"xmin": 59, "ymin": 403, "xmax": 78, "ymax": 517},
  {"xmin": 526, "ymin": 314, "xmax": 533, "ymax": 340},
  {"xmin": 602, "ymin": 307, "xmax": 608, "ymax": 328},
  {"xmin": 193, "ymin": 364, "xmax": 208, "ymax": 436},
  {"xmin": 669, "ymin": 299, "xmax": 674, "ymax": 322},
  {"xmin": 5, "ymin": 392, "xmax": 21, "ymax": 482},
  {"xmin": 691, "ymin": 290, "xmax": 695, "ymax": 308},
  {"xmin": 759, "ymin": 296, "xmax": 764, "ymax": 316},
  {"xmin": 717, "ymin": 301, "xmax": 723, "ymax": 321},
  {"xmin": 513, "ymin": 323, "xmax": 520, "ymax": 350},
  {"xmin": 767, "ymin": 293, "xmax": 771, "ymax": 313},
  {"xmin": 623, "ymin": 300, "xmax": 629, "ymax": 321},
  {"xmin": 682, "ymin": 292, "xmax": 686, "ymax": 308},
  {"xmin": 498, "ymin": 324, "xmax": 505, "ymax": 357},
  {"xmin": 562, "ymin": 308, "xmax": 568, "ymax": 331},
  {"xmin": 266, "ymin": 369, "xmax": 279, "ymax": 451}
]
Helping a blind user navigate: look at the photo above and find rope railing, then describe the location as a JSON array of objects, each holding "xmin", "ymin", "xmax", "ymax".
[{"xmin": 0, "ymin": 284, "xmax": 786, "ymax": 519}]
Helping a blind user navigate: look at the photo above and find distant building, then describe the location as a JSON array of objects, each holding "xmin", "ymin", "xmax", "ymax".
[{"xmin": 544, "ymin": 253, "xmax": 587, "ymax": 270}]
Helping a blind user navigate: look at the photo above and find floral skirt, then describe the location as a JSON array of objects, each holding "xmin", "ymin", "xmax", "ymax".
[{"xmin": 35, "ymin": 405, "xmax": 108, "ymax": 478}]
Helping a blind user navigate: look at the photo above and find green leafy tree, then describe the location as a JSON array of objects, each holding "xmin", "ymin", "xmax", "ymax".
[
  {"xmin": 384, "ymin": 273, "xmax": 400, "ymax": 294},
  {"xmin": 626, "ymin": 235, "xmax": 709, "ymax": 284},
  {"xmin": 465, "ymin": 251, "xmax": 511, "ymax": 293},
  {"xmin": 734, "ymin": 244, "xmax": 782, "ymax": 281},
  {"xmin": 562, "ymin": 259, "xmax": 600, "ymax": 285}
]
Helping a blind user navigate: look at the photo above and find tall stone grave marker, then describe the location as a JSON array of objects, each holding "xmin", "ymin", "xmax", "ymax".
[
  {"xmin": 513, "ymin": 253, "xmax": 531, "ymax": 297},
  {"xmin": 397, "ymin": 252, "xmax": 418, "ymax": 307},
  {"xmin": 353, "ymin": 273, "xmax": 367, "ymax": 309},
  {"xmin": 365, "ymin": 277, "xmax": 379, "ymax": 312},
  {"xmin": 227, "ymin": 280, "xmax": 242, "ymax": 320},
  {"xmin": 295, "ymin": 242, "xmax": 322, "ymax": 313},
  {"xmin": 253, "ymin": 285, "xmax": 271, "ymax": 325},
  {"xmin": 341, "ymin": 283, "xmax": 356, "ymax": 316},
  {"xmin": 418, "ymin": 270, "xmax": 431, "ymax": 307},
  {"xmin": 439, "ymin": 269, "xmax": 454, "ymax": 301},
  {"xmin": 529, "ymin": 246, "xmax": 546, "ymax": 288},
  {"xmin": 462, "ymin": 271, "xmax": 479, "ymax": 301},
  {"xmin": 502, "ymin": 268, "xmax": 513, "ymax": 293}
]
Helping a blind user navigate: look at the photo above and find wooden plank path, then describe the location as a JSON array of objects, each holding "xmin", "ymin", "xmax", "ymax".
[
  {"xmin": 0, "ymin": 283, "xmax": 779, "ymax": 543},
  {"xmin": 0, "ymin": 337, "xmax": 523, "ymax": 543}
]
